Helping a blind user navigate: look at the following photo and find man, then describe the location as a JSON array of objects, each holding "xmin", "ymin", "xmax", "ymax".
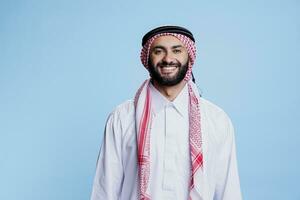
[{"xmin": 91, "ymin": 25, "xmax": 242, "ymax": 200}]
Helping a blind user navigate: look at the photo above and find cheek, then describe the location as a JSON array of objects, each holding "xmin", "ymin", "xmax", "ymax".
[
  {"xmin": 149, "ymin": 55, "xmax": 161, "ymax": 66},
  {"xmin": 179, "ymin": 54, "xmax": 189, "ymax": 64}
]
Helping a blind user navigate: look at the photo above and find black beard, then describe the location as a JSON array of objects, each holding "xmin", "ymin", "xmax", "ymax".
[{"xmin": 148, "ymin": 60, "xmax": 188, "ymax": 86}]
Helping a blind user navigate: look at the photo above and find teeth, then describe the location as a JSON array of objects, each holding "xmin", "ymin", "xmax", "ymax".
[
  {"xmin": 161, "ymin": 66, "xmax": 175, "ymax": 68},
  {"xmin": 161, "ymin": 66, "xmax": 176, "ymax": 73},
  {"xmin": 162, "ymin": 66, "xmax": 176, "ymax": 68}
]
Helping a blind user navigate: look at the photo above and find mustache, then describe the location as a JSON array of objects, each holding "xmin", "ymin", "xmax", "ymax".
[{"xmin": 157, "ymin": 61, "xmax": 180, "ymax": 68}]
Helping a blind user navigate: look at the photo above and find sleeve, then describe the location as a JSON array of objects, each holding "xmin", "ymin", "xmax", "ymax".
[
  {"xmin": 214, "ymin": 118, "xmax": 243, "ymax": 200},
  {"xmin": 90, "ymin": 112, "xmax": 124, "ymax": 200}
]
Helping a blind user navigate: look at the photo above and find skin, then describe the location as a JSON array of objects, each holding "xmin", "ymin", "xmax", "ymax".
[{"xmin": 148, "ymin": 35, "xmax": 189, "ymax": 101}]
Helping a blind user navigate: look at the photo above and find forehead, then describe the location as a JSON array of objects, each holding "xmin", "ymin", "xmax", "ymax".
[{"xmin": 150, "ymin": 35, "xmax": 185, "ymax": 49}]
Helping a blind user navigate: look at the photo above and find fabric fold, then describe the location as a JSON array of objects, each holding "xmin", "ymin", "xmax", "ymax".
[{"xmin": 134, "ymin": 79, "xmax": 204, "ymax": 200}]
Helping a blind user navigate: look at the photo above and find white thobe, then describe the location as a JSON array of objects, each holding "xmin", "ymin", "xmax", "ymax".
[{"xmin": 91, "ymin": 83, "xmax": 242, "ymax": 200}]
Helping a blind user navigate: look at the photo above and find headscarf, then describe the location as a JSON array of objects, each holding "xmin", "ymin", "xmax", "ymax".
[{"xmin": 135, "ymin": 26, "xmax": 203, "ymax": 200}]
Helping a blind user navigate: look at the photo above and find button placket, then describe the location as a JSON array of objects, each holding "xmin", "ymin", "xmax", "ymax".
[{"xmin": 163, "ymin": 104, "xmax": 177, "ymax": 191}]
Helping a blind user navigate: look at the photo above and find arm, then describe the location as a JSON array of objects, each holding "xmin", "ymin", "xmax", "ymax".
[
  {"xmin": 91, "ymin": 112, "xmax": 124, "ymax": 200},
  {"xmin": 214, "ymin": 119, "xmax": 243, "ymax": 200}
]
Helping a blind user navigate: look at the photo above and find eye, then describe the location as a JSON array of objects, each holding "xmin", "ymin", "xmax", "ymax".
[
  {"xmin": 173, "ymin": 49, "xmax": 182, "ymax": 54},
  {"xmin": 153, "ymin": 49, "xmax": 162, "ymax": 55}
]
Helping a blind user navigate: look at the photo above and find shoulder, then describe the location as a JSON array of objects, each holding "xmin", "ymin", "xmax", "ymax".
[
  {"xmin": 112, "ymin": 100, "xmax": 135, "ymax": 116},
  {"xmin": 200, "ymin": 97, "xmax": 231, "ymax": 122},
  {"xmin": 107, "ymin": 99, "xmax": 135, "ymax": 121},
  {"xmin": 200, "ymin": 97, "xmax": 234, "ymax": 142},
  {"xmin": 105, "ymin": 100, "xmax": 135, "ymax": 134}
]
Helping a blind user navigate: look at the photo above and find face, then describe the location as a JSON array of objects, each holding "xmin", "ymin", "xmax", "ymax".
[{"xmin": 148, "ymin": 35, "xmax": 189, "ymax": 86}]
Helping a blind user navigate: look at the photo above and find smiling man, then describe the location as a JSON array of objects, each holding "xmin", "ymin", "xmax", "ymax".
[
  {"xmin": 148, "ymin": 35, "xmax": 189, "ymax": 88},
  {"xmin": 91, "ymin": 25, "xmax": 242, "ymax": 200}
]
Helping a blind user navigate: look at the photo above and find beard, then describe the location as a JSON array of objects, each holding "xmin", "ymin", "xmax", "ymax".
[{"xmin": 148, "ymin": 59, "xmax": 188, "ymax": 86}]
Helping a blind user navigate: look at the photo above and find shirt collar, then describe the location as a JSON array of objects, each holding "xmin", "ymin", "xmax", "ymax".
[{"xmin": 149, "ymin": 82, "xmax": 189, "ymax": 117}]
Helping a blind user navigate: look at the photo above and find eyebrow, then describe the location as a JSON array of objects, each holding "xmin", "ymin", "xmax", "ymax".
[
  {"xmin": 152, "ymin": 45, "xmax": 183, "ymax": 49},
  {"xmin": 172, "ymin": 45, "xmax": 183, "ymax": 49}
]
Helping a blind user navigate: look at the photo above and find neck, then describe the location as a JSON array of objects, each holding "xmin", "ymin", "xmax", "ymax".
[{"xmin": 152, "ymin": 79, "xmax": 187, "ymax": 101}]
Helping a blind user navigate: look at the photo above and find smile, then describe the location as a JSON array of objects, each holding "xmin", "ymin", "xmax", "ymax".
[{"xmin": 159, "ymin": 66, "xmax": 178, "ymax": 74}]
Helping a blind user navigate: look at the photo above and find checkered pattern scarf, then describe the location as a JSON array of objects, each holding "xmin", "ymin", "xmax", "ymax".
[{"xmin": 135, "ymin": 33, "xmax": 203, "ymax": 200}]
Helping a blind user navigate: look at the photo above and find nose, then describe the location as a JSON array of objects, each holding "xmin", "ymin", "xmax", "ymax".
[{"xmin": 162, "ymin": 52, "xmax": 174, "ymax": 63}]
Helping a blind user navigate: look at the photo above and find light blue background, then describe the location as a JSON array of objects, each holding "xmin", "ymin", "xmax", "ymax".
[{"xmin": 1, "ymin": 0, "xmax": 299, "ymax": 199}]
